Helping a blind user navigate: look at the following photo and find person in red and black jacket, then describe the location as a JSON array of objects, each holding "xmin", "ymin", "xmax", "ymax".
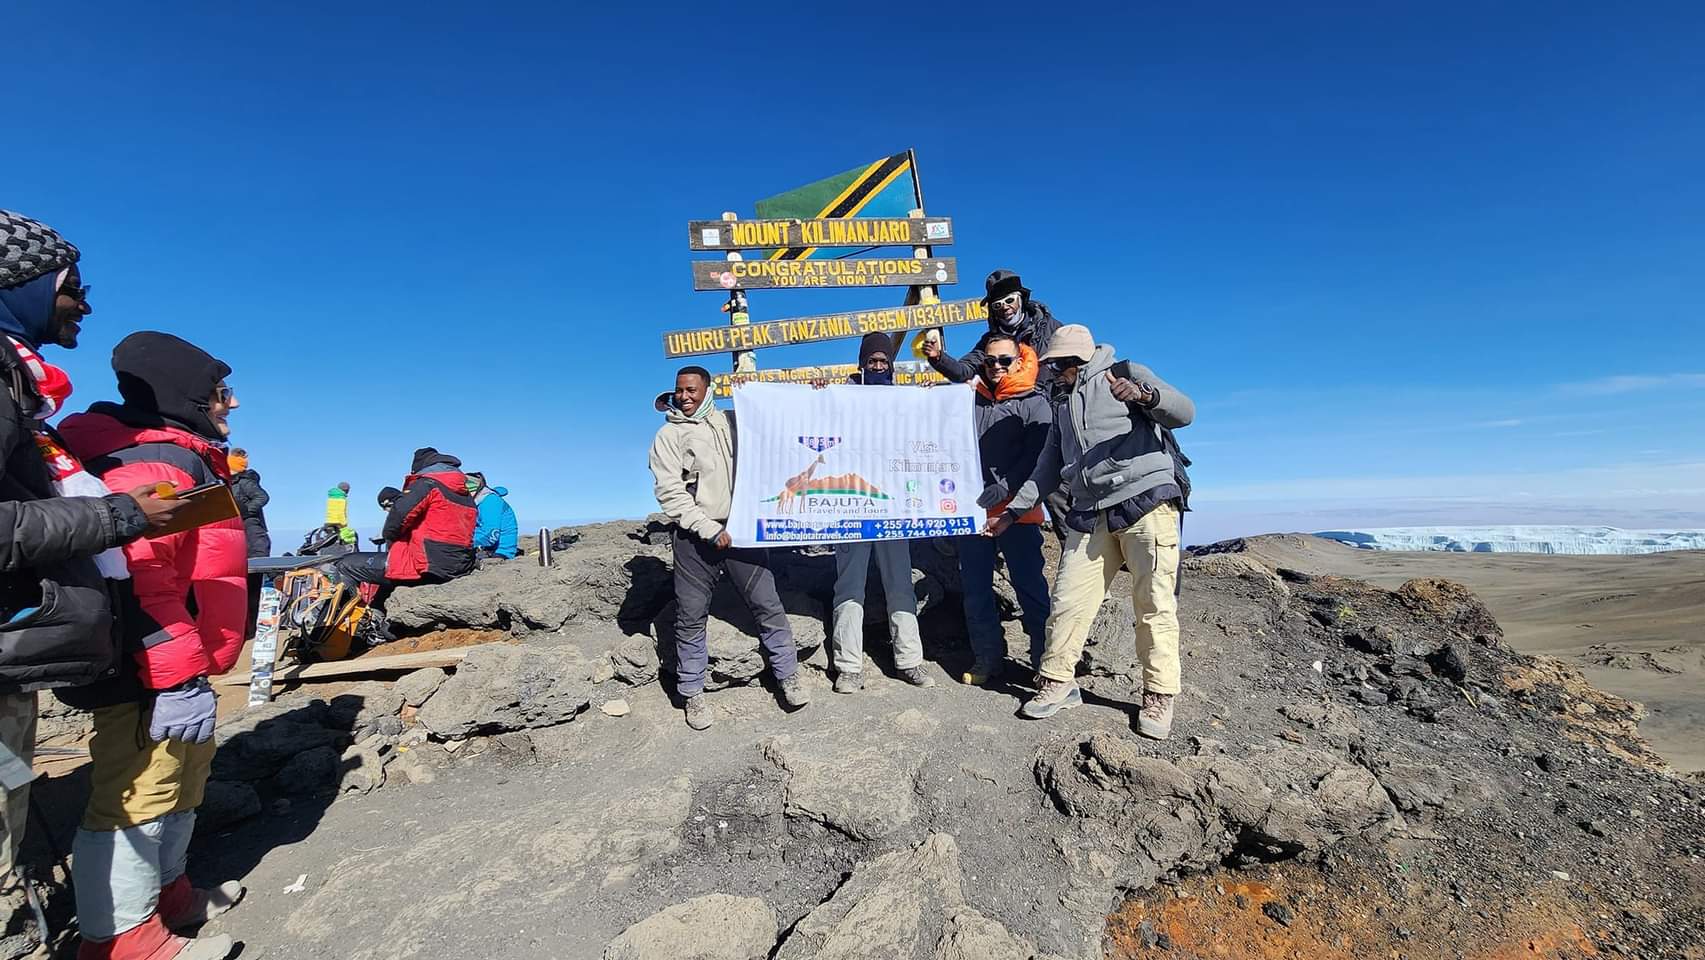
[
  {"xmin": 333, "ymin": 447, "xmax": 476, "ymax": 604},
  {"xmin": 58, "ymin": 331, "xmax": 247, "ymax": 960}
]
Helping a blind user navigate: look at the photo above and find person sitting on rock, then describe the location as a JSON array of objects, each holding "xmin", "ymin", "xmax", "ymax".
[
  {"xmin": 960, "ymin": 334, "xmax": 1052, "ymax": 686},
  {"xmin": 332, "ymin": 448, "xmax": 477, "ymax": 607},
  {"xmin": 991, "ymin": 324, "xmax": 1194, "ymax": 739},
  {"xmin": 827, "ymin": 333, "xmax": 934, "ymax": 694},
  {"xmin": 58, "ymin": 331, "xmax": 251, "ymax": 960},
  {"xmin": 466, "ymin": 471, "xmax": 519, "ymax": 560},
  {"xmin": 648, "ymin": 365, "xmax": 809, "ymax": 729}
]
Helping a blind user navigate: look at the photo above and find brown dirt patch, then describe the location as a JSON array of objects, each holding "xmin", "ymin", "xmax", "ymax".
[
  {"xmin": 356, "ymin": 627, "xmax": 510, "ymax": 656},
  {"xmin": 1106, "ymin": 859, "xmax": 1604, "ymax": 960}
]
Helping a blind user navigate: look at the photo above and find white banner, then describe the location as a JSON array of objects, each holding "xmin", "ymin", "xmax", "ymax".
[{"xmin": 727, "ymin": 382, "xmax": 984, "ymax": 547}]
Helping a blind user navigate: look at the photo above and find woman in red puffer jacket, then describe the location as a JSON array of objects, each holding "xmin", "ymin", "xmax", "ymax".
[{"xmin": 57, "ymin": 332, "xmax": 248, "ymax": 960}]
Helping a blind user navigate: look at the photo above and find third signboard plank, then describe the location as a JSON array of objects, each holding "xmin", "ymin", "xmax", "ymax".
[{"xmin": 691, "ymin": 257, "xmax": 957, "ymax": 291}]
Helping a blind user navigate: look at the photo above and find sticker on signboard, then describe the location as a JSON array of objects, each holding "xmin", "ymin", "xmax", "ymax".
[
  {"xmin": 701, "ymin": 228, "xmax": 721, "ymax": 247},
  {"xmin": 925, "ymin": 222, "xmax": 949, "ymax": 240},
  {"xmin": 934, "ymin": 268, "xmax": 948, "ymax": 282},
  {"xmin": 718, "ymin": 272, "xmax": 738, "ymax": 289}
]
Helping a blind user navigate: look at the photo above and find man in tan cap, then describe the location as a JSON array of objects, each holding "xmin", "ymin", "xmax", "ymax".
[{"xmin": 987, "ymin": 323, "xmax": 1195, "ymax": 739}]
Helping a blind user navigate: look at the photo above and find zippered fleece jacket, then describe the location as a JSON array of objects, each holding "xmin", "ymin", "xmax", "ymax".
[
  {"xmin": 1007, "ymin": 344, "xmax": 1193, "ymax": 517},
  {"xmin": 649, "ymin": 404, "xmax": 736, "ymax": 542}
]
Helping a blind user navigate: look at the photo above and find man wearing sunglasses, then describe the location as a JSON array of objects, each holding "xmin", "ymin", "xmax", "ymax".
[
  {"xmin": 959, "ymin": 335, "xmax": 1053, "ymax": 686},
  {"xmin": 0, "ymin": 212, "xmax": 192, "ymax": 957},
  {"xmin": 990, "ymin": 324, "xmax": 1194, "ymax": 740},
  {"xmin": 922, "ymin": 269, "xmax": 1064, "ymax": 388}
]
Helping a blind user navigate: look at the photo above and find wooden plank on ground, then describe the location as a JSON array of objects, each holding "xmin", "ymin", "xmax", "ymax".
[
  {"xmin": 216, "ymin": 647, "xmax": 478, "ymax": 687},
  {"xmin": 663, "ymin": 296, "xmax": 987, "ymax": 358},
  {"xmin": 687, "ymin": 217, "xmax": 952, "ymax": 251},
  {"xmin": 691, "ymin": 256, "xmax": 956, "ymax": 291}
]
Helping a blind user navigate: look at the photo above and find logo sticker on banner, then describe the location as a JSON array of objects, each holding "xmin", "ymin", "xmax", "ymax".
[{"xmin": 727, "ymin": 382, "xmax": 984, "ymax": 546}]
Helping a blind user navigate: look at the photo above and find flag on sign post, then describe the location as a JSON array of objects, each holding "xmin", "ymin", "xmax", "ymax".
[{"xmin": 755, "ymin": 151, "xmax": 925, "ymax": 261}]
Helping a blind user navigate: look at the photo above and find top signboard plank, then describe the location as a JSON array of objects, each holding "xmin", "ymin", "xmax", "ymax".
[{"xmin": 688, "ymin": 217, "xmax": 952, "ymax": 252}]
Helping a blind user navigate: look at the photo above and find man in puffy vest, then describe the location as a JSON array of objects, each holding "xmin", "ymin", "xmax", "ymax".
[
  {"xmin": 333, "ymin": 448, "xmax": 476, "ymax": 604},
  {"xmin": 993, "ymin": 324, "xmax": 1194, "ymax": 740},
  {"xmin": 60, "ymin": 331, "xmax": 249, "ymax": 960},
  {"xmin": 0, "ymin": 212, "xmax": 183, "ymax": 957},
  {"xmin": 227, "ymin": 448, "xmax": 270, "ymax": 558}
]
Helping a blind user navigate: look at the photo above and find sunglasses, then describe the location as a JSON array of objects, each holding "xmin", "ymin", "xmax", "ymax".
[
  {"xmin": 59, "ymin": 283, "xmax": 91, "ymax": 304},
  {"xmin": 983, "ymin": 354, "xmax": 1018, "ymax": 369},
  {"xmin": 213, "ymin": 384, "xmax": 235, "ymax": 404},
  {"xmin": 993, "ymin": 293, "xmax": 1021, "ymax": 307},
  {"xmin": 1046, "ymin": 358, "xmax": 1084, "ymax": 372}
]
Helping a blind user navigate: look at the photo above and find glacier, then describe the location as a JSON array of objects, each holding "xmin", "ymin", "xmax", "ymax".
[{"xmin": 1314, "ymin": 526, "xmax": 1705, "ymax": 556}]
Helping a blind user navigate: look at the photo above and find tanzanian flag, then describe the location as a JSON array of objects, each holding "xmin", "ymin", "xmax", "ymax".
[{"xmin": 755, "ymin": 151, "xmax": 923, "ymax": 261}]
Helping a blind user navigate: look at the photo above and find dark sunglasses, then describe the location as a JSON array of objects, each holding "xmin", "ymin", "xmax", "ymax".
[
  {"xmin": 983, "ymin": 354, "xmax": 1018, "ymax": 369},
  {"xmin": 214, "ymin": 384, "xmax": 235, "ymax": 404},
  {"xmin": 59, "ymin": 283, "xmax": 91, "ymax": 303},
  {"xmin": 1046, "ymin": 358, "xmax": 1083, "ymax": 372}
]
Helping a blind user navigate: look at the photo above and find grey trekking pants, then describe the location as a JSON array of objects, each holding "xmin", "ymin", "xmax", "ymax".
[{"xmin": 832, "ymin": 540, "xmax": 922, "ymax": 674}]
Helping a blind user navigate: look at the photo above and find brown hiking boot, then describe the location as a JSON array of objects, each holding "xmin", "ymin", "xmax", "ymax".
[
  {"xmin": 1137, "ymin": 692, "xmax": 1175, "ymax": 740},
  {"xmin": 1020, "ymin": 678, "xmax": 1082, "ymax": 719},
  {"xmin": 683, "ymin": 694, "xmax": 713, "ymax": 730},
  {"xmin": 896, "ymin": 665, "xmax": 936, "ymax": 688},
  {"xmin": 778, "ymin": 674, "xmax": 811, "ymax": 708}
]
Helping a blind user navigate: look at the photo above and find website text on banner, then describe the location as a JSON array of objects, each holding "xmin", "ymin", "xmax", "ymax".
[{"xmin": 727, "ymin": 382, "xmax": 984, "ymax": 547}]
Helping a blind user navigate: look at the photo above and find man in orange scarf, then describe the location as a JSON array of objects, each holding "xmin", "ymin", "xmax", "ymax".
[{"xmin": 960, "ymin": 335, "xmax": 1054, "ymax": 685}]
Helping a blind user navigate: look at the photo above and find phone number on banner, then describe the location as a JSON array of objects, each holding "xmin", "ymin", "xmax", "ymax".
[{"xmin": 756, "ymin": 517, "xmax": 978, "ymax": 543}]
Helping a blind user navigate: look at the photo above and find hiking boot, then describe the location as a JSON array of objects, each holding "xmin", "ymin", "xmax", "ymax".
[
  {"xmin": 833, "ymin": 672, "xmax": 863, "ymax": 695},
  {"xmin": 76, "ymin": 914, "xmax": 233, "ymax": 960},
  {"xmin": 960, "ymin": 660, "xmax": 999, "ymax": 686},
  {"xmin": 1137, "ymin": 692, "xmax": 1176, "ymax": 740},
  {"xmin": 1020, "ymin": 678, "xmax": 1082, "ymax": 719},
  {"xmin": 683, "ymin": 694, "xmax": 713, "ymax": 730},
  {"xmin": 161, "ymin": 877, "xmax": 245, "ymax": 931},
  {"xmin": 897, "ymin": 665, "xmax": 937, "ymax": 688},
  {"xmin": 778, "ymin": 674, "xmax": 811, "ymax": 708}
]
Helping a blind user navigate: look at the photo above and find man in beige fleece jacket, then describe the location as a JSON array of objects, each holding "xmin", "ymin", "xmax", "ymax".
[{"xmin": 648, "ymin": 366, "xmax": 809, "ymax": 730}]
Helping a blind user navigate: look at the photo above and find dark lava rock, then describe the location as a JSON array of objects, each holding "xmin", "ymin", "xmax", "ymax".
[{"xmin": 1262, "ymin": 901, "xmax": 1295, "ymax": 926}]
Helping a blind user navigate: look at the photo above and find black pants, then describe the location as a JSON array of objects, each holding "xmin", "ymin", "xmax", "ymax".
[
  {"xmin": 671, "ymin": 530, "xmax": 798, "ymax": 696},
  {"xmin": 330, "ymin": 552, "xmax": 448, "ymax": 610}
]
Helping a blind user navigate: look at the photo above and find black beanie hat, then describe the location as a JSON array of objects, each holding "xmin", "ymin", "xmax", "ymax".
[
  {"xmin": 858, "ymin": 332, "xmax": 895, "ymax": 368},
  {"xmin": 411, "ymin": 446, "xmax": 461, "ymax": 473},
  {"xmin": 0, "ymin": 210, "xmax": 79, "ymax": 290},
  {"xmin": 111, "ymin": 332, "xmax": 232, "ymax": 441}
]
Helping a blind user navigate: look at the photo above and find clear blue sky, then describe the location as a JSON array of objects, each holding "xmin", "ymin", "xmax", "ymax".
[{"xmin": 9, "ymin": 2, "xmax": 1703, "ymax": 545}]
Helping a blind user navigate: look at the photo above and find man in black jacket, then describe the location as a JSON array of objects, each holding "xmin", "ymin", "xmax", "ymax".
[
  {"xmin": 922, "ymin": 269, "xmax": 1064, "ymax": 389},
  {"xmin": 227, "ymin": 448, "xmax": 271, "ymax": 558},
  {"xmin": 0, "ymin": 211, "xmax": 183, "ymax": 953}
]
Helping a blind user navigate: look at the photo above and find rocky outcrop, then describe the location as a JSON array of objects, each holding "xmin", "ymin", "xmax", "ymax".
[
  {"xmin": 602, "ymin": 894, "xmax": 777, "ymax": 960},
  {"xmin": 762, "ymin": 735, "xmax": 920, "ymax": 841},
  {"xmin": 776, "ymin": 835, "xmax": 1056, "ymax": 960},
  {"xmin": 416, "ymin": 642, "xmax": 594, "ymax": 739}
]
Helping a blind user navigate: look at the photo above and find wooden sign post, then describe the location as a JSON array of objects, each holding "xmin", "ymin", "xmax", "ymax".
[{"xmin": 679, "ymin": 150, "xmax": 964, "ymax": 383}]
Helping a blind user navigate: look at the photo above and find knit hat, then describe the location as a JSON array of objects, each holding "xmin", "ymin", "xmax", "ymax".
[
  {"xmin": 0, "ymin": 211, "xmax": 79, "ymax": 291},
  {"xmin": 411, "ymin": 446, "xmax": 462, "ymax": 473},
  {"xmin": 1038, "ymin": 324, "xmax": 1095, "ymax": 364},
  {"xmin": 980, "ymin": 269, "xmax": 1030, "ymax": 307},
  {"xmin": 857, "ymin": 332, "xmax": 895, "ymax": 368},
  {"xmin": 111, "ymin": 331, "xmax": 233, "ymax": 441}
]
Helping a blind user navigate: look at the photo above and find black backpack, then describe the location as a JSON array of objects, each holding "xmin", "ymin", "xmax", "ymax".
[{"xmin": 1113, "ymin": 360, "xmax": 1193, "ymax": 511}]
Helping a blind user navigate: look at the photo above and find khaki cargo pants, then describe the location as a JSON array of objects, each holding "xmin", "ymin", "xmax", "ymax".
[
  {"xmin": 1038, "ymin": 502, "xmax": 1182, "ymax": 694},
  {"xmin": 1, "ymin": 691, "xmax": 37, "ymax": 931}
]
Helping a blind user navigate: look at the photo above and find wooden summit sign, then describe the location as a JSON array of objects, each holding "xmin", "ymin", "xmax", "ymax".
[
  {"xmin": 691, "ymin": 257, "xmax": 956, "ymax": 291},
  {"xmin": 664, "ymin": 297, "xmax": 988, "ymax": 359},
  {"xmin": 688, "ymin": 217, "xmax": 953, "ymax": 252},
  {"xmin": 711, "ymin": 361, "xmax": 945, "ymax": 397}
]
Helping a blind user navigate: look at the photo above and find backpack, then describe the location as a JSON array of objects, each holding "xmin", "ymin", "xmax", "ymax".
[{"xmin": 1113, "ymin": 360, "xmax": 1193, "ymax": 510}]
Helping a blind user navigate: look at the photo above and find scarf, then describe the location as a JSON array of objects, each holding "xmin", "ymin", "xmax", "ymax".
[
  {"xmin": 687, "ymin": 395, "xmax": 718, "ymax": 421},
  {"xmin": 6, "ymin": 337, "xmax": 129, "ymax": 580},
  {"xmin": 973, "ymin": 344, "xmax": 1040, "ymax": 402}
]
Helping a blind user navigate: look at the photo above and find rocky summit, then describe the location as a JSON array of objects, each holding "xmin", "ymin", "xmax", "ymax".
[{"xmin": 22, "ymin": 519, "xmax": 1703, "ymax": 959}]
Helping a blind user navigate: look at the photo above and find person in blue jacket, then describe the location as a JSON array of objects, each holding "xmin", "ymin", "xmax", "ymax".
[{"xmin": 465, "ymin": 472, "xmax": 518, "ymax": 560}]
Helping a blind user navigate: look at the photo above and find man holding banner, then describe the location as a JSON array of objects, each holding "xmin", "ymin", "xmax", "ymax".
[
  {"xmin": 649, "ymin": 366, "xmax": 810, "ymax": 730},
  {"xmin": 992, "ymin": 325, "xmax": 1194, "ymax": 740}
]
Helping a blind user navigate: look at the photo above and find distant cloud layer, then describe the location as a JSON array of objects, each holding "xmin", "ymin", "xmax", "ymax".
[{"xmin": 1560, "ymin": 373, "xmax": 1705, "ymax": 396}]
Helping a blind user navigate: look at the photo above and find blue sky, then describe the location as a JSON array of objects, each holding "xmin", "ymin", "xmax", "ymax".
[{"xmin": 9, "ymin": 2, "xmax": 1703, "ymax": 546}]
